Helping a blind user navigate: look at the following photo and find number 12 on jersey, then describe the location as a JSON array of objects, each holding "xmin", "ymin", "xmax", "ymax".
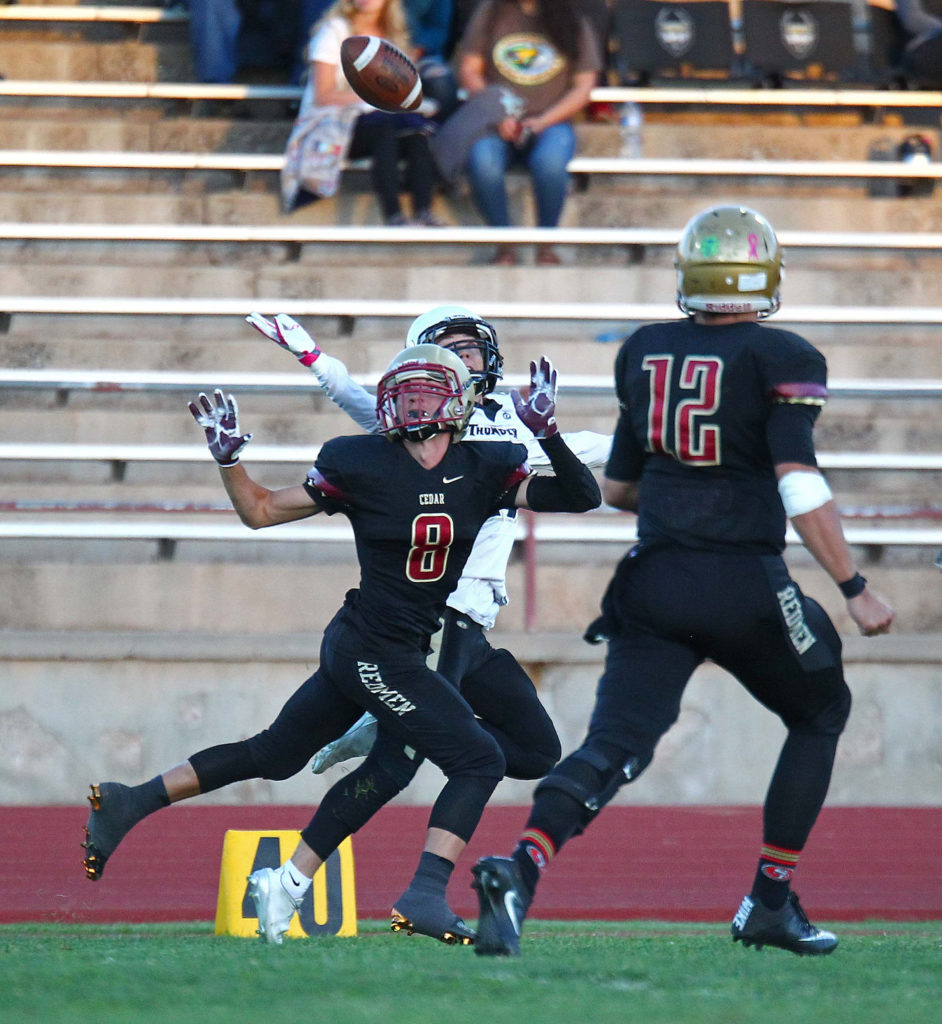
[{"xmin": 642, "ymin": 354, "xmax": 723, "ymax": 465}]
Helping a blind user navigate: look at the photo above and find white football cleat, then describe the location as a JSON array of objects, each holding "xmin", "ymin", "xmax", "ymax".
[
  {"xmin": 248, "ymin": 867, "xmax": 301, "ymax": 945},
  {"xmin": 310, "ymin": 713, "xmax": 378, "ymax": 774}
]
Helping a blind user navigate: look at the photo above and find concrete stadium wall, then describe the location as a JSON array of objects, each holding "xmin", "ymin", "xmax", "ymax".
[{"xmin": 4, "ymin": 630, "xmax": 940, "ymax": 808}]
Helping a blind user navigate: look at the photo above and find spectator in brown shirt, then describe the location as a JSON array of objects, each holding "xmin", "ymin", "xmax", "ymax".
[{"xmin": 457, "ymin": 0, "xmax": 602, "ymax": 264}]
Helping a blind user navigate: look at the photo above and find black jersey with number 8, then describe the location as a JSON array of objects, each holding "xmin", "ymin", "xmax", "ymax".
[{"xmin": 304, "ymin": 434, "xmax": 529, "ymax": 646}]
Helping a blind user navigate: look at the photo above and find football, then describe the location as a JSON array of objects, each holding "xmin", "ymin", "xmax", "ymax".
[{"xmin": 340, "ymin": 35, "xmax": 423, "ymax": 113}]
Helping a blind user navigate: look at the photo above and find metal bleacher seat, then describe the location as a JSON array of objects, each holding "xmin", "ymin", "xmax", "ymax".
[
  {"xmin": 1, "ymin": 297, "xmax": 942, "ymax": 327},
  {"xmin": 610, "ymin": 0, "xmax": 737, "ymax": 82},
  {"xmin": 1, "ymin": 223, "xmax": 942, "ymax": 252},
  {"xmin": 3, "ymin": 148, "xmax": 942, "ymax": 189},
  {"xmin": 3, "ymin": 443, "xmax": 940, "ymax": 472},
  {"xmin": 0, "ymin": 5, "xmax": 187, "ymax": 25},
  {"xmin": 0, "ymin": 515, "xmax": 939, "ymax": 551}
]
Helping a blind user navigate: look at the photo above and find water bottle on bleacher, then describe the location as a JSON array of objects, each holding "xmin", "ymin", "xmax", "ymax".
[{"xmin": 619, "ymin": 102, "xmax": 643, "ymax": 159}]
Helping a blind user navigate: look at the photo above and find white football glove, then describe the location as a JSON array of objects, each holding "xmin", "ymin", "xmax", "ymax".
[{"xmin": 245, "ymin": 312, "xmax": 321, "ymax": 368}]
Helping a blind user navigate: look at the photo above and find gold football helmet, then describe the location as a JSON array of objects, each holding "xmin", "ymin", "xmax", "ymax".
[
  {"xmin": 675, "ymin": 205, "xmax": 783, "ymax": 317},
  {"xmin": 376, "ymin": 344, "xmax": 475, "ymax": 441}
]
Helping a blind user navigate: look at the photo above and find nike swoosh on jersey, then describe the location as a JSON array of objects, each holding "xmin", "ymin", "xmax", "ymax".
[{"xmin": 442, "ymin": 475, "xmax": 464, "ymax": 484}]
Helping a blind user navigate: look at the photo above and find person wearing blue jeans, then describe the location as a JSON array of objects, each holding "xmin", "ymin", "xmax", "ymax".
[
  {"xmin": 466, "ymin": 121, "xmax": 576, "ymax": 230},
  {"xmin": 457, "ymin": 0, "xmax": 601, "ymax": 265},
  {"xmin": 405, "ymin": 0, "xmax": 459, "ymax": 119},
  {"xmin": 187, "ymin": 0, "xmax": 331, "ymax": 85},
  {"xmin": 186, "ymin": 0, "xmax": 241, "ymax": 84}
]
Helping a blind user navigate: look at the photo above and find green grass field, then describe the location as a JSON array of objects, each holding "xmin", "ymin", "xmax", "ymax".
[{"xmin": 4, "ymin": 920, "xmax": 941, "ymax": 1024}]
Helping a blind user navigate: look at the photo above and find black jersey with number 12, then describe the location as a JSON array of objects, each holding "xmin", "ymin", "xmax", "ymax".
[{"xmin": 606, "ymin": 319, "xmax": 829, "ymax": 554}]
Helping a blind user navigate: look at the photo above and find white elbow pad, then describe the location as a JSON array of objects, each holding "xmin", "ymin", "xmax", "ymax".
[{"xmin": 777, "ymin": 471, "xmax": 833, "ymax": 518}]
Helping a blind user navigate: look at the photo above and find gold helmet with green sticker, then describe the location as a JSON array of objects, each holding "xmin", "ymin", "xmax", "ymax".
[{"xmin": 675, "ymin": 205, "xmax": 783, "ymax": 318}]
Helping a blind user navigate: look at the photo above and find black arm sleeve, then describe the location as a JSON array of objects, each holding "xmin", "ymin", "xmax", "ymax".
[
  {"xmin": 524, "ymin": 434, "xmax": 602, "ymax": 513},
  {"xmin": 765, "ymin": 402, "xmax": 820, "ymax": 467}
]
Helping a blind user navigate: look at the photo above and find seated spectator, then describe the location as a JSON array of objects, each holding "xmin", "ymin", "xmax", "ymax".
[
  {"xmin": 186, "ymin": 0, "xmax": 332, "ymax": 88},
  {"xmin": 282, "ymin": 0, "xmax": 444, "ymax": 223},
  {"xmin": 894, "ymin": 0, "xmax": 942, "ymax": 85},
  {"xmin": 406, "ymin": 0, "xmax": 460, "ymax": 119},
  {"xmin": 456, "ymin": 0, "xmax": 602, "ymax": 265}
]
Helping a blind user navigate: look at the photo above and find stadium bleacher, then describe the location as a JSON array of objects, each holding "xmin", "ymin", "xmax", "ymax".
[{"xmin": 0, "ymin": 0, "xmax": 940, "ymax": 819}]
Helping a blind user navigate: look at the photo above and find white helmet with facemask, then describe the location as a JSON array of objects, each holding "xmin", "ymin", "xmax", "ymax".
[{"xmin": 406, "ymin": 305, "xmax": 503, "ymax": 395}]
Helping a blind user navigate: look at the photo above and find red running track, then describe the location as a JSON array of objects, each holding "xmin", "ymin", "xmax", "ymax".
[{"xmin": 2, "ymin": 805, "xmax": 939, "ymax": 924}]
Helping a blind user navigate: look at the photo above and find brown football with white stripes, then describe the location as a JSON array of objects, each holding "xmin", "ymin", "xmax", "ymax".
[{"xmin": 340, "ymin": 35, "xmax": 423, "ymax": 113}]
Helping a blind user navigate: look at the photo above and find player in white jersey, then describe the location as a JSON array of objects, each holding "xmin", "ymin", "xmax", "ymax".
[{"xmin": 247, "ymin": 305, "xmax": 612, "ymax": 780}]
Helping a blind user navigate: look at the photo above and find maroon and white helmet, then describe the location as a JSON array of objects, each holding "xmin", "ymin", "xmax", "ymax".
[{"xmin": 376, "ymin": 344, "xmax": 475, "ymax": 441}]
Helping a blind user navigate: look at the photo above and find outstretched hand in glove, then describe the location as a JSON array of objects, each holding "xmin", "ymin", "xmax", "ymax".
[
  {"xmin": 511, "ymin": 356, "xmax": 558, "ymax": 438},
  {"xmin": 188, "ymin": 389, "xmax": 253, "ymax": 467},
  {"xmin": 245, "ymin": 312, "xmax": 321, "ymax": 367}
]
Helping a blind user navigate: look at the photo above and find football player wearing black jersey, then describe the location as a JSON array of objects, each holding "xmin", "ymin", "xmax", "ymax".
[
  {"xmin": 246, "ymin": 304, "xmax": 610, "ymax": 789},
  {"xmin": 471, "ymin": 205, "xmax": 895, "ymax": 958},
  {"xmin": 82, "ymin": 343, "xmax": 600, "ymax": 948}
]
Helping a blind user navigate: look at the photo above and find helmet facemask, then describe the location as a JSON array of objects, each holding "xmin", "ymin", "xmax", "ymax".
[
  {"xmin": 376, "ymin": 344, "xmax": 475, "ymax": 442},
  {"xmin": 675, "ymin": 205, "xmax": 784, "ymax": 318},
  {"xmin": 407, "ymin": 306, "xmax": 503, "ymax": 395}
]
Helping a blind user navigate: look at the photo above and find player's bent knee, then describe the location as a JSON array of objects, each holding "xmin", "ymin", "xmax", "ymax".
[
  {"xmin": 785, "ymin": 674, "xmax": 852, "ymax": 736},
  {"xmin": 511, "ymin": 747, "xmax": 560, "ymax": 781},
  {"xmin": 449, "ymin": 730, "xmax": 506, "ymax": 782},
  {"xmin": 826, "ymin": 683, "xmax": 853, "ymax": 733},
  {"xmin": 245, "ymin": 741, "xmax": 311, "ymax": 782}
]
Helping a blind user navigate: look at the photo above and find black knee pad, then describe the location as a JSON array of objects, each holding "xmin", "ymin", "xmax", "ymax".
[
  {"xmin": 534, "ymin": 744, "xmax": 649, "ymax": 834},
  {"xmin": 786, "ymin": 670, "xmax": 853, "ymax": 737}
]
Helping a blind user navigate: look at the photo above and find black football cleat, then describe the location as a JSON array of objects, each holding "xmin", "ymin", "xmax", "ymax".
[
  {"xmin": 731, "ymin": 892, "xmax": 838, "ymax": 956},
  {"xmin": 471, "ymin": 856, "xmax": 526, "ymax": 956},
  {"xmin": 390, "ymin": 888, "xmax": 475, "ymax": 946},
  {"xmin": 82, "ymin": 782, "xmax": 144, "ymax": 881}
]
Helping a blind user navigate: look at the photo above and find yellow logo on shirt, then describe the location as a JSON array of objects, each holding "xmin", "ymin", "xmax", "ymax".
[{"xmin": 492, "ymin": 33, "xmax": 564, "ymax": 86}]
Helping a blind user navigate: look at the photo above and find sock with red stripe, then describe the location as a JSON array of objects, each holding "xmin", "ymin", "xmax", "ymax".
[
  {"xmin": 511, "ymin": 829, "xmax": 556, "ymax": 910},
  {"xmin": 751, "ymin": 843, "xmax": 801, "ymax": 910}
]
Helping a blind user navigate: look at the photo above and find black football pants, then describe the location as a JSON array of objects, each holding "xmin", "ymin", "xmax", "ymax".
[{"xmin": 527, "ymin": 545, "xmax": 851, "ymax": 854}]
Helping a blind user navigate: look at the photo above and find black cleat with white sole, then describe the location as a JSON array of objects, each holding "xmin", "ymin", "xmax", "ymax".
[
  {"xmin": 731, "ymin": 892, "xmax": 838, "ymax": 956},
  {"xmin": 390, "ymin": 888, "xmax": 475, "ymax": 946},
  {"xmin": 471, "ymin": 856, "xmax": 526, "ymax": 956}
]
